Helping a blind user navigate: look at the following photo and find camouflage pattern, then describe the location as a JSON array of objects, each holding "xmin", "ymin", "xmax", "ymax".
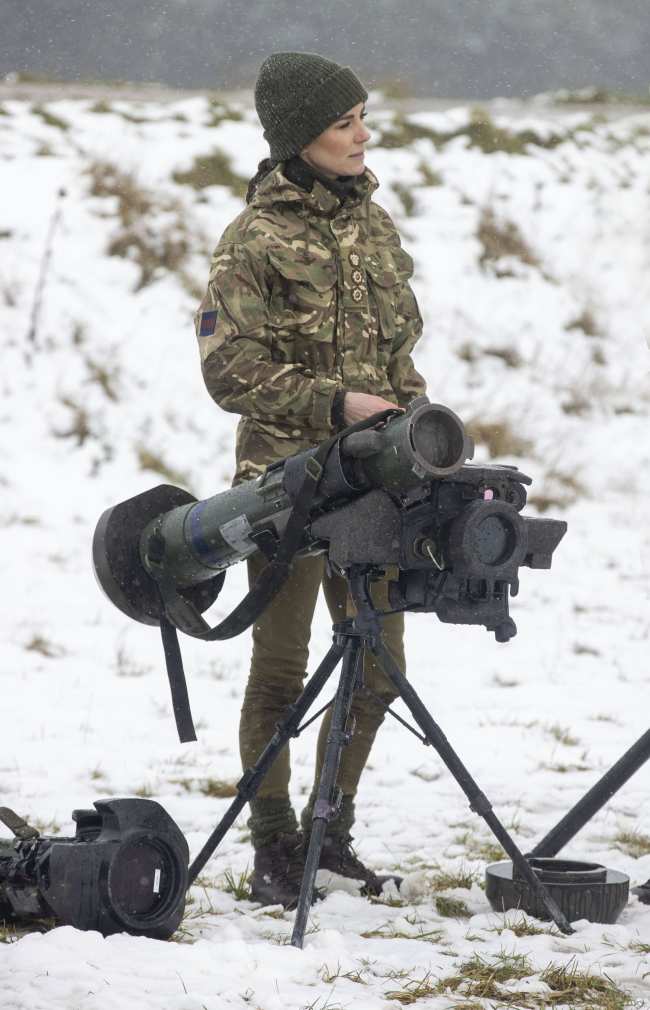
[{"xmin": 195, "ymin": 164, "xmax": 426, "ymax": 483}]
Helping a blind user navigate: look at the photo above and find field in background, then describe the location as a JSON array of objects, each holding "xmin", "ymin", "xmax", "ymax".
[{"xmin": 0, "ymin": 89, "xmax": 649, "ymax": 1010}]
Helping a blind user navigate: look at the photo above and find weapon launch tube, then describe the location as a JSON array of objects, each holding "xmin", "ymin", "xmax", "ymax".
[{"xmin": 140, "ymin": 400, "xmax": 472, "ymax": 590}]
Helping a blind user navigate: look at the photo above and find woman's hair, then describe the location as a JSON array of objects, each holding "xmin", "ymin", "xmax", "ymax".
[{"xmin": 246, "ymin": 158, "xmax": 279, "ymax": 204}]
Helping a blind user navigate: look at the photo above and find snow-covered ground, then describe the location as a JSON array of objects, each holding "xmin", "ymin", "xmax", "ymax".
[{"xmin": 1, "ymin": 92, "xmax": 649, "ymax": 1009}]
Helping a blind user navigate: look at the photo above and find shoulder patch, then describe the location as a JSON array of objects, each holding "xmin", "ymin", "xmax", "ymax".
[{"xmin": 199, "ymin": 309, "xmax": 218, "ymax": 337}]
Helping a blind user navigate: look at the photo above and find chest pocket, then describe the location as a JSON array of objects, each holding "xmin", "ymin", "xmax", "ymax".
[
  {"xmin": 267, "ymin": 249, "xmax": 337, "ymax": 342},
  {"xmin": 366, "ymin": 246, "xmax": 416, "ymax": 346}
]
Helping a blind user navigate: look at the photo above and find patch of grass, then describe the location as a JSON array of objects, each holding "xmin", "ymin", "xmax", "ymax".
[
  {"xmin": 629, "ymin": 940, "xmax": 650, "ymax": 954},
  {"xmin": 477, "ymin": 206, "xmax": 540, "ymax": 269},
  {"xmin": 540, "ymin": 958, "xmax": 631, "ymax": 1008},
  {"xmin": 88, "ymin": 161, "xmax": 153, "ymax": 225},
  {"xmin": 84, "ymin": 355, "xmax": 120, "ymax": 401},
  {"xmin": 464, "ymin": 106, "xmax": 564, "ymax": 155},
  {"xmin": 485, "ymin": 913, "xmax": 560, "ymax": 937},
  {"xmin": 222, "ymin": 867, "xmax": 251, "ymax": 901},
  {"xmin": 573, "ymin": 643, "xmax": 601, "ymax": 657},
  {"xmin": 373, "ymin": 107, "xmax": 567, "ymax": 155},
  {"xmin": 465, "ymin": 418, "xmax": 533, "ymax": 458},
  {"xmin": 417, "ymin": 160, "xmax": 443, "ymax": 186},
  {"xmin": 1, "ymin": 917, "xmax": 56, "ymax": 943},
  {"xmin": 385, "ymin": 970, "xmax": 439, "ymax": 1004},
  {"xmin": 368, "ymin": 892, "xmax": 408, "ymax": 907},
  {"xmin": 453, "ymin": 831, "xmax": 506, "ymax": 863},
  {"xmin": 198, "ymin": 778, "xmax": 238, "ymax": 798},
  {"xmin": 493, "ymin": 673, "xmax": 520, "ymax": 688},
  {"xmin": 52, "ymin": 395, "xmax": 92, "ymax": 446},
  {"xmin": 136, "ymin": 445, "xmax": 190, "ymax": 486},
  {"xmin": 173, "ymin": 151, "xmax": 247, "ymax": 198},
  {"xmin": 32, "ymin": 105, "xmax": 70, "ymax": 131},
  {"xmin": 528, "ymin": 471, "xmax": 588, "ymax": 512},
  {"xmin": 90, "ymin": 100, "xmax": 112, "ymax": 114},
  {"xmin": 612, "ymin": 828, "xmax": 650, "ymax": 859},
  {"xmin": 551, "ymin": 86, "xmax": 650, "ymax": 106},
  {"xmin": 24, "ymin": 634, "xmax": 65, "ymax": 658},
  {"xmin": 88, "ymin": 161, "xmax": 197, "ymax": 290},
  {"xmin": 133, "ymin": 783, "xmax": 155, "ymax": 798},
  {"xmin": 320, "ymin": 961, "xmax": 370, "ymax": 984},
  {"xmin": 482, "ymin": 345, "xmax": 523, "ymax": 368},
  {"xmin": 435, "ymin": 895, "xmax": 471, "ymax": 918},
  {"xmin": 387, "ymin": 950, "xmax": 627, "ymax": 1007},
  {"xmin": 546, "ymin": 723, "xmax": 580, "ymax": 746},
  {"xmin": 568, "ymin": 308, "xmax": 601, "ymax": 337},
  {"xmin": 0, "ymin": 104, "xmax": 9, "ymax": 116},
  {"xmin": 205, "ymin": 98, "xmax": 244, "ymax": 127},
  {"xmin": 107, "ymin": 225, "xmax": 191, "ymax": 291},
  {"xmin": 429, "ymin": 866, "xmax": 478, "ymax": 890},
  {"xmin": 391, "ymin": 181, "xmax": 418, "ymax": 217},
  {"xmin": 540, "ymin": 759, "xmax": 592, "ymax": 774},
  {"xmin": 115, "ymin": 646, "xmax": 149, "ymax": 678},
  {"xmin": 361, "ymin": 921, "xmax": 445, "ymax": 943}
]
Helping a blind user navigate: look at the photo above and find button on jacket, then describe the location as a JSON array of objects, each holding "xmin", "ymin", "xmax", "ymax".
[{"xmin": 195, "ymin": 164, "xmax": 426, "ymax": 483}]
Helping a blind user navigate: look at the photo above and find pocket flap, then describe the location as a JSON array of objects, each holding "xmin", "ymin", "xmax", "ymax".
[
  {"xmin": 268, "ymin": 249, "xmax": 337, "ymax": 291},
  {"xmin": 366, "ymin": 247, "xmax": 414, "ymax": 287}
]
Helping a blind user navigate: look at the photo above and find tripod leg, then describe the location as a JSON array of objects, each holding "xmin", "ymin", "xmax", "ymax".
[
  {"xmin": 374, "ymin": 642, "xmax": 575, "ymax": 935},
  {"xmin": 188, "ymin": 640, "xmax": 345, "ymax": 886},
  {"xmin": 291, "ymin": 637, "xmax": 362, "ymax": 948}
]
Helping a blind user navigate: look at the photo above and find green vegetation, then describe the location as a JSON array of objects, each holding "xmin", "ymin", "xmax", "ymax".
[
  {"xmin": 222, "ymin": 867, "xmax": 252, "ymax": 901},
  {"xmin": 197, "ymin": 778, "xmax": 239, "ymax": 798},
  {"xmin": 464, "ymin": 418, "xmax": 533, "ymax": 459},
  {"xmin": 435, "ymin": 895, "xmax": 471, "ymax": 918},
  {"xmin": 135, "ymin": 445, "xmax": 190, "ymax": 486},
  {"xmin": 374, "ymin": 106, "xmax": 570, "ymax": 155},
  {"xmin": 429, "ymin": 866, "xmax": 477, "ymax": 890},
  {"xmin": 173, "ymin": 150, "xmax": 247, "ymax": 198},
  {"xmin": 384, "ymin": 953, "xmax": 632, "ymax": 1007},
  {"xmin": 546, "ymin": 723, "xmax": 580, "ymax": 746},
  {"xmin": 205, "ymin": 98, "xmax": 244, "ymax": 127},
  {"xmin": 31, "ymin": 105, "xmax": 70, "ymax": 131},
  {"xmin": 361, "ymin": 921, "xmax": 445, "ymax": 942}
]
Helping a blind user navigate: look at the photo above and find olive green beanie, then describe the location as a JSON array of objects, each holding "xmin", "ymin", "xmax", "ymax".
[{"xmin": 255, "ymin": 51, "xmax": 368, "ymax": 161}]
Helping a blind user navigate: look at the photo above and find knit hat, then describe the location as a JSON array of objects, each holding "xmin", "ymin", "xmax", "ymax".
[{"xmin": 255, "ymin": 52, "xmax": 368, "ymax": 161}]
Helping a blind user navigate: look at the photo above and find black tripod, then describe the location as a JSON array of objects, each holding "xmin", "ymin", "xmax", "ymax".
[{"xmin": 187, "ymin": 564, "xmax": 574, "ymax": 947}]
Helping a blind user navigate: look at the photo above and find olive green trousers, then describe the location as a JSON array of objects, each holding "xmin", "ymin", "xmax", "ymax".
[{"xmin": 240, "ymin": 552, "xmax": 404, "ymax": 845}]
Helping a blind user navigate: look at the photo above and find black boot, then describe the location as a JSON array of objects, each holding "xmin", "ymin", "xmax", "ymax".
[
  {"xmin": 250, "ymin": 831, "xmax": 312, "ymax": 909},
  {"xmin": 317, "ymin": 834, "xmax": 403, "ymax": 897}
]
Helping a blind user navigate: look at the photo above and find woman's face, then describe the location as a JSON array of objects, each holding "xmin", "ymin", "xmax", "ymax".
[{"xmin": 301, "ymin": 103, "xmax": 371, "ymax": 179}]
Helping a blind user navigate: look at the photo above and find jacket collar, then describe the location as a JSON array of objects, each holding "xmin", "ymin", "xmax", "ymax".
[{"xmin": 252, "ymin": 162, "xmax": 379, "ymax": 217}]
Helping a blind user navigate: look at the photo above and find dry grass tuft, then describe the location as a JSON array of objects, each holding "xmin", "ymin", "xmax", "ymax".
[
  {"xmin": 385, "ymin": 953, "xmax": 631, "ymax": 1008},
  {"xmin": 477, "ymin": 206, "xmax": 541, "ymax": 269},
  {"xmin": 24, "ymin": 634, "xmax": 65, "ymax": 658},
  {"xmin": 612, "ymin": 828, "xmax": 650, "ymax": 859},
  {"xmin": 136, "ymin": 445, "xmax": 190, "ymax": 486},
  {"xmin": 465, "ymin": 418, "xmax": 533, "ymax": 458}
]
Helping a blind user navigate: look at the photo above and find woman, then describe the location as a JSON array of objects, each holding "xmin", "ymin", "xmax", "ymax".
[{"xmin": 195, "ymin": 52, "xmax": 426, "ymax": 907}]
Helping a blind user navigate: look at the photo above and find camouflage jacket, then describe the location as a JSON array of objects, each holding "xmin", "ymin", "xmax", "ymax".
[{"xmin": 195, "ymin": 164, "xmax": 426, "ymax": 483}]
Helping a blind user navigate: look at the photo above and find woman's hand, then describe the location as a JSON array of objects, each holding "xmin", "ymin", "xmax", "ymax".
[{"xmin": 343, "ymin": 392, "xmax": 403, "ymax": 425}]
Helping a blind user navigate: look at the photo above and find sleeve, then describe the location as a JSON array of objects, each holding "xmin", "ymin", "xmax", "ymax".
[
  {"xmin": 388, "ymin": 279, "xmax": 427, "ymax": 409},
  {"xmin": 195, "ymin": 241, "xmax": 339, "ymax": 430}
]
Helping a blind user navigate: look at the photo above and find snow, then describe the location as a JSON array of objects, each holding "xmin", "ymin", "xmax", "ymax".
[{"xmin": 1, "ymin": 93, "xmax": 649, "ymax": 1008}]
